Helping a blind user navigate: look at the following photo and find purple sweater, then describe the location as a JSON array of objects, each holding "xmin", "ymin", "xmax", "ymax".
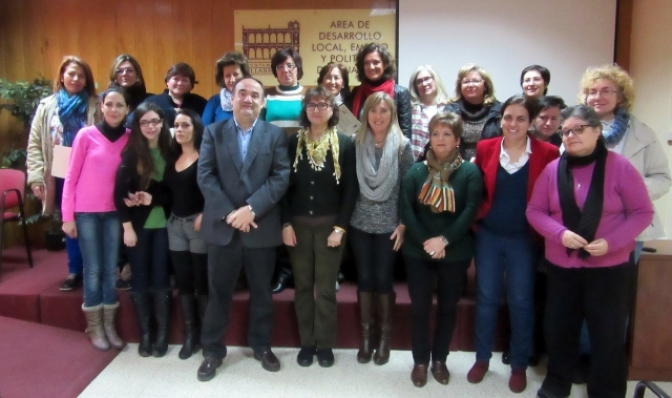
[
  {"xmin": 526, "ymin": 151, "xmax": 654, "ymax": 268},
  {"xmin": 62, "ymin": 125, "xmax": 130, "ymax": 222}
]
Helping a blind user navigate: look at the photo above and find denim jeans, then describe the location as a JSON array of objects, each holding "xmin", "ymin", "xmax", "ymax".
[
  {"xmin": 75, "ymin": 212, "xmax": 121, "ymax": 307},
  {"xmin": 127, "ymin": 228, "xmax": 170, "ymax": 294},
  {"xmin": 65, "ymin": 235, "xmax": 83, "ymax": 275},
  {"xmin": 474, "ymin": 227, "xmax": 539, "ymax": 369}
]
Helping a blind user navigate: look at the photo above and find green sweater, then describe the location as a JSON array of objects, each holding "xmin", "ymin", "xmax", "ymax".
[
  {"xmin": 144, "ymin": 148, "xmax": 167, "ymax": 229},
  {"xmin": 400, "ymin": 161, "xmax": 483, "ymax": 262}
]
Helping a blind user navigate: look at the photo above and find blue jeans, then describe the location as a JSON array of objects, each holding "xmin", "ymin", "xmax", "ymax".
[
  {"xmin": 127, "ymin": 228, "xmax": 170, "ymax": 293},
  {"xmin": 474, "ymin": 227, "xmax": 538, "ymax": 369},
  {"xmin": 75, "ymin": 212, "xmax": 121, "ymax": 307},
  {"xmin": 65, "ymin": 235, "xmax": 83, "ymax": 275}
]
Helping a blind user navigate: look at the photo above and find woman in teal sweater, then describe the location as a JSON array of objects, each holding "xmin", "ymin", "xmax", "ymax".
[{"xmin": 400, "ymin": 111, "xmax": 483, "ymax": 387}]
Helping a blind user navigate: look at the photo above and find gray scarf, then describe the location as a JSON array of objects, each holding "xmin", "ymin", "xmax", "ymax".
[{"xmin": 356, "ymin": 130, "xmax": 400, "ymax": 201}]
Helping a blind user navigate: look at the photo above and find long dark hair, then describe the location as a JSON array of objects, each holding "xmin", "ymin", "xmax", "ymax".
[
  {"xmin": 170, "ymin": 109, "xmax": 204, "ymax": 156},
  {"xmin": 126, "ymin": 102, "xmax": 172, "ymax": 189}
]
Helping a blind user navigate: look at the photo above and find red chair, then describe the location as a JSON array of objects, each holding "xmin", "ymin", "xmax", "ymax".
[{"xmin": 0, "ymin": 169, "xmax": 34, "ymax": 280}]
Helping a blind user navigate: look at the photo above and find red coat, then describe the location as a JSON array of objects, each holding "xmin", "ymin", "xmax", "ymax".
[{"xmin": 474, "ymin": 135, "xmax": 559, "ymax": 220}]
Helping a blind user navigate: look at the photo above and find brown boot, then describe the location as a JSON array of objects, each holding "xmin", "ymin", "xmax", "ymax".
[
  {"xmin": 82, "ymin": 304, "xmax": 110, "ymax": 351},
  {"xmin": 102, "ymin": 302, "xmax": 125, "ymax": 350},
  {"xmin": 373, "ymin": 292, "xmax": 395, "ymax": 365},
  {"xmin": 356, "ymin": 291, "xmax": 376, "ymax": 363}
]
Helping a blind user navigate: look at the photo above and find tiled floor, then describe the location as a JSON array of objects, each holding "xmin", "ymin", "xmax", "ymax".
[{"xmin": 79, "ymin": 345, "xmax": 671, "ymax": 398}]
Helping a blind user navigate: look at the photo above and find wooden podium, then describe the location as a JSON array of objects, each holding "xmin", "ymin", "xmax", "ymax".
[{"xmin": 628, "ymin": 240, "xmax": 672, "ymax": 381}]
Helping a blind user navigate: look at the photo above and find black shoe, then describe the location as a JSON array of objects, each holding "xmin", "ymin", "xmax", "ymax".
[
  {"xmin": 337, "ymin": 272, "xmax": 345, "ymax": 283},
  {"xmin": 316, "ymin": 348, "xmax": 334, "ymax": 367},
  {"xmin": 537, "ymin": 388, "xmax": 563, "ymax": 398},
  {"xmin": 60, "ymin": 274, "xmax": 82, "ymax": 291},
  {"xmin": 272, "ymin": 277, "xmax": 290, "ymax": 294},
  {"xmin": 502, "ymin": 350, "xmax": 511, "ymax": 365},
  {"xmin": 253, "ymin": 349, "xmax": 281, "ymax": 372},
  {"xmin": 296, "ymin": 346, "xmax": 316, "ymax": 367},
  {"xmin": 115, "ymin": 278, "xmax": 131, "ymax": 291},
  {"xmin": 197, "ymin": 356, "xmax": 223, "ymax": 382},
  {"xmin": 152, "ymin": 291, "xmax": 171, "ymax": 357},
  {"xmin": 528, "ymin": 352, "xmax": 540, "ymax": 367}
]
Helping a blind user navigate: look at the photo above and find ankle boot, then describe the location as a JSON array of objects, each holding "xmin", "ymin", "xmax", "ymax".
[
  {"xmin": 102, "ymin": 302, "xmax": 126, "ymax": 350},
  {"xmin": 153, "ymin": 290, "xmax": 172, "ymax": 357},
  {"xmin": 373, "ymin": 292, "xmax": 396, "ymax": 365},
  {"xmin": 82, "ymin": 304, "xmax": 110, "ymax": 351},
  {"xmin": 179, "ymin": 295, "xmax": 199, "ymax": 359},
  {"xmin": 357, "ymin": 291, "xmax": 376, "ymax": 363},
  {"xmin": 130, "ymin": 292, "xmax": 152, "ymax": 357}
]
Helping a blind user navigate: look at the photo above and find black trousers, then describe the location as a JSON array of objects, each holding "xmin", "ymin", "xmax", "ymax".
[
  {"xmin": 349, "ymin": 227, "xmax": 397, "ymax": 294},
  {"xmin": 542, "ymin": 261, "xmax": 632, "ymax": 398},
  {"xmin": 200, "ymin": 233, "xmax": 276, "ymax": 359},
  {"xmin": 405, "ymin": 256, "xmax": 470, "ymax": 364}
]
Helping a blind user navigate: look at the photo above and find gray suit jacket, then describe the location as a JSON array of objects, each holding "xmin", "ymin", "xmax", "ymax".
[{"xmin": 197, "ymin": 118, "xmax": 290, "ymax": 247}]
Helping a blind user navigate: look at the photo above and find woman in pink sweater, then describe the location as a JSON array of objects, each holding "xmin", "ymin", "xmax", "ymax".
[
  {"xmin": 526, "ymin": 105, "xmax": 653, "ymax": 398},
  {"xmin": 61, "ymin": 87, "xmax": 131, "ymax": 352}
]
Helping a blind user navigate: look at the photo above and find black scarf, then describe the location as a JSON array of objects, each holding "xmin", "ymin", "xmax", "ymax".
[
  {"xmin": 557, "ymin": 140, "xmax": 608, "ymax": 259},
  {"xmin": 459, "ymin": 99, "xmax": 489, "ymax": 122}
]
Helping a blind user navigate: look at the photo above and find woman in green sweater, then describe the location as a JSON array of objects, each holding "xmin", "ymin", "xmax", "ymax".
[{"xmin": 400, "ymin": 111, "xmax": 483, "ymax": 387}]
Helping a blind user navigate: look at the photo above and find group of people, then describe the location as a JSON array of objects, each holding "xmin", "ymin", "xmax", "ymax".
[{"xmin": 24, "ymin": 42, "xmax": 669, "ymax": 398}]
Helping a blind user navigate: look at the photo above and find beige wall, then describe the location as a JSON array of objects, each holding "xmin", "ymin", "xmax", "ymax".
[{"xmin": 630, "ymin": 0, "xmax": 672, "ymax": 237}]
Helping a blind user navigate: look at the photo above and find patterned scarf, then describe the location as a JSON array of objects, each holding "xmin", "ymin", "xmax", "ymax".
[
  {"xmin": 418, "ymin": 148, "xmax": 463, "ymax": 212},
  {"xmin": 219, "ymin": 88, "xmax": 233, "ymax": 112},
  {"xmin": 602, "ymin": 107, "xmax": 630, "ymax": 148},
  {"xmin": 57, "ymin": 89, "xmax": 88, "ymax": 147},
  {"xmin": 294, "ymin": 127, "xmax": 341, "ymax": 183}
]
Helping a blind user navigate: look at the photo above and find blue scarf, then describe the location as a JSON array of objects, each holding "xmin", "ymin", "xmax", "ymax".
[
  {"xmin": 57, "ymin": 89, "xmax": 88, "ymax": 147},
  {"xmin": 602, "ymin": 107, "xmax": 630, "ymax": 148}
]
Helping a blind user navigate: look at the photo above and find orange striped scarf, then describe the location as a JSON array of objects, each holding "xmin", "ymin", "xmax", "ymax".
[{"xmin": 418, "ymin": 149, "xmax": 463, "ymax": 213}]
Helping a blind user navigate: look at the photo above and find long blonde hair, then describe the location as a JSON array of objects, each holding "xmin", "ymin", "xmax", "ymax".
[
  {"xmin": 450, "ymin": 63, "xmax": 497, "ymax": 105},
  {"xmin": 354, "ymin": 92, "xmax": 404, "ymax": 146}
]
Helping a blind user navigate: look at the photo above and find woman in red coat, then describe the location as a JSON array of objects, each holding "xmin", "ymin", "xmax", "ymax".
[{"xmin": 467, "ymin": 95, "xmax": 559, "ymax": 393}]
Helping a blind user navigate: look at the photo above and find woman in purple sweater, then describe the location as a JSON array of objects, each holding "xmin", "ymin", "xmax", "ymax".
[
  {"xmin": 526, "ymin": 105, "xmax": 654, "ymax": 398},
  {"xmin": 61, "ymin": 87, "xmax": 131, "ymax": 351}
]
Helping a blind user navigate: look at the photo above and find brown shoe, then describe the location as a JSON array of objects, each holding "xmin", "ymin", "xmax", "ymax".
[
  {"xmin": 467, "ymin": 360, "xmax": 489, "ymax": 383},
  {"xmin": 509, "ymin": 367, "xmax": 527, "ymax": 393},
  {"xmin": 197, "ymin": 356, "xmax": 223, "ymax": 382},
  {"xmin": 431, "ymin": 361, "xmax": 450, "ymax": 385},
  {"xmin": 373, "ymin": 292, "xmax": 395, "ymax": 365},
  {"xmin": 411, "ymin": 363, "xmax": 428, "ymax": 387},
  {"xmin": 254, "ymin": 349, "xmax": 281, "ymax": 372},
  {"xmin": 356, "ymin": 292, "xmax": 375, "ymax": 363}
]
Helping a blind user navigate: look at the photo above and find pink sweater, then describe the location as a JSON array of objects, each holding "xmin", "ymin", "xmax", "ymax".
[
  {"xmin": 62, "ymin": 125, "xmax": 130, "ymax": 222},
  {"xmin": 526, "ymin": 152, "xmax": 654, "ymax": 268}
]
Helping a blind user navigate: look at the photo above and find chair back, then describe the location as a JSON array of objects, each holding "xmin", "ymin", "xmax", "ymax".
[{"xmin": 0, "ymin": 169, "xmax": 26, "ymax": 209}]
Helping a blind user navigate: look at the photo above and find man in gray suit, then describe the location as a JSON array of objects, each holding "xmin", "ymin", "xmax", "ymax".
[{"xmin": 196, "ymin": 77, "xmax": 290, "ymax": 381}]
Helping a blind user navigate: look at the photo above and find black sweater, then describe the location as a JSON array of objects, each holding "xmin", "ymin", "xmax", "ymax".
[
  {"xmin": 114, "ymin": 150, "xmax": 172, "ymax": 232},
  {"xmin": 281, "ymin": 132, "xmax": 358, "ymax": 229},
  {"xmin": 144, "ymin": 90, "xmax": 208, "ymax": 126},
  {"xmin": 164, "ymin": 159, "xmax": 204, "ymax": 217}
]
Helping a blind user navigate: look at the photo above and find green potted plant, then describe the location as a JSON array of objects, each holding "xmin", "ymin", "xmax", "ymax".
[{"xmin": 0, "ymin": 77, "xmax": 63, "ymax": 249}]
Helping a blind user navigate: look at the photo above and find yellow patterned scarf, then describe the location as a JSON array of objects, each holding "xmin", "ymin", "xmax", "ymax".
[
  {"xmin": 294, "ymin": 127, "xmax": 341, "ymax": 183},
  {"xmin": 418, "ymin": 148, "xmax": 463, "ymax": 213}
]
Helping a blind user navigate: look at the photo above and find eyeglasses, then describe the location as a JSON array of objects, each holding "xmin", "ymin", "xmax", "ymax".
[
  {"xmin": 559, "ymin": 124, "xmax": 591, "ymax": 138},
  {"xmin": 587, "ymin": 87, "xmax": 618, "ymax": 97},
  {"xmin": 461, "ymin": 79, "xmax": 483, "ymax": 86},
  {"xmin": 115, "ymin": 68, "xmax": 135, "ymax": 75},
  {"xmin": 275, "ymin": 63, "xmax": 296, "ymax": 71},
  {"xmin": 415, "ymin": 76, "xmax": 434, "ymax": 86},
  {"xmin": 139, "ymin": 119, "xmax": 163, "ymax": 128},
  {"xmin": 306, "ymin": 102, "xmax": 330, "ymax": 111}
]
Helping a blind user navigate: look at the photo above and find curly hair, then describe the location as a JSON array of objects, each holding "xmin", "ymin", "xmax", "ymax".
[
  {"xmin": 214, "ymin": 52, "xmax": 251, "ymax": 89},
  {"xmin": 578, "ymin": 64, "xmax": 635, "ymax": 112},
  {"xmin": 355, "ymin": 43, "xmax": 396, "ymax": 83}
]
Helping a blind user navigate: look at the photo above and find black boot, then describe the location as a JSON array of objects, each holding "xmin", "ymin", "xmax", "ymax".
[
  {"xmin": 357, "ymin": 291, "xmax": 376, "ymax": 363},
  {"xmin": 374, "ymin": 292, "xmax": 396, "ymax": 365},
  {"xmin": 152, "ymin": 290, "xmax": 172, "ymax": 357},
  {"xmin": 130, "ymin": 292, "xmax": 152, "ymax": 357},
  {"xmin": 179, "ymin": 295, "xmax": 199, "ymax": 359}
]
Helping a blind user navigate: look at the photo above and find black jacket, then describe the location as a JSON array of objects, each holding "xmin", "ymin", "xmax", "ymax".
[
  {"xmin": 347, "ymin": 84, "xmax": 413, "ymax": 139},
  {"xmin": 144, "ymin": 90, "xmax": 208, "ymax": 126},
  {"xmin": 114, "ymin": 150, "xmax": 172, "ymax": 232}
]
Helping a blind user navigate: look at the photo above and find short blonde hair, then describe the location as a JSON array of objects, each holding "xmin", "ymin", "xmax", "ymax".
[
  {"xmin": 354, "ymin": 92, "xmax": 404, "ymax": 145},
  {"xmin": 408, "ymin": 65, "xmax": 450, "ymax": 106},
  {"xmin": 578, "ymin": 64, "xmax": 635, "ymax": 112},
  {"xmin": 451, "ymin": 63, "xmax": 497, "ymax": 105}
]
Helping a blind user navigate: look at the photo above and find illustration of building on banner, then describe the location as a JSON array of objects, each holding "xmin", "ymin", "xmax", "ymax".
[{"xmin": 242, "ymin": 21, "xmax": 300, "ymax": 76}]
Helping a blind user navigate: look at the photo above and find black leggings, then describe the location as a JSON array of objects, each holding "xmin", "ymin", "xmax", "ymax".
[{"xmin": 348, "ymin": 227, "xmax": 396, "ymax": 294}]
